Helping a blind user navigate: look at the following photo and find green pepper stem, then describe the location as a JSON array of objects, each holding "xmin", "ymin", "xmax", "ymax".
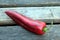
[{"xmin": 43, "ymin": 27, "xmax": 48, "ymax": 32}]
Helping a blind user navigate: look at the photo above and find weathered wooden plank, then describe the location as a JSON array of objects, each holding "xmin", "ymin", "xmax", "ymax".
[
  {"xmin": 0, "ymin": 0, "xmax": 60, "ymax": 7},
  {"xmin": 0, "ymin": 7, "xmax": 60, "ymax": 25},
  {"xmin": 51, "ymin": 8, "xmax": 60, "ymax": 23},
  {"xmin": 0, "ymin": 7, "xmax": 51, "ymax": 25},
  {"xmin": 0, "ymin": 25, "xmax": 59, "ymax": 40}
]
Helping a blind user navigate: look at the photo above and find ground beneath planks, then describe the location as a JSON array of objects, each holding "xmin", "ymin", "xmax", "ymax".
[{"xmin": 0, "ymin": 25, "xmax": 60, "ymax": 40}]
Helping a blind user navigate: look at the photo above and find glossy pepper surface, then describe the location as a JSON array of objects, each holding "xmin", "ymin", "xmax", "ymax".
[{"xmin": 5, "ymin": 10, "xmax": 47, "ymax": 35}]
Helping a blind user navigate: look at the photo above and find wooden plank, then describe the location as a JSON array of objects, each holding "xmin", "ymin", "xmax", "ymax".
[
  {"xmin": 0, "ymin": 0, "xmax": 60, "ymax": 7},
  {"xmin": 0, "ymin": 25, "xmax": 60, "ymax": 40},
  {"xmin": 0, "ymin": 7, "xmax": 60, "ymax": 25},
  {"xmin": 52, "ymin": 8, "xmax": 60, "ymax": 23}
]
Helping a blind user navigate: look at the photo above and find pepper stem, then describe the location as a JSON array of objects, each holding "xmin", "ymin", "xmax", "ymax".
[{"xmin": 43, "ymin": 27, "xmax": 48, "ymax": 32}]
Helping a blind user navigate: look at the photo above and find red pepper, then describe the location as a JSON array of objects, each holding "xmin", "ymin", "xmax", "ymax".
[{"xmin": 5, "ymin": 10, "xmax": 47, "ymax": 35}]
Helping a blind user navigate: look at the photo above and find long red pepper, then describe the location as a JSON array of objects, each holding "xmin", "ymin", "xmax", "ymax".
[{"xmin": 5, "ymin": 10, "xmax": 47, "ymax": 35}]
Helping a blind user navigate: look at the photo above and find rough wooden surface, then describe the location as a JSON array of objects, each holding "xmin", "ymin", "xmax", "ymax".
[
  {"xmin": 0, "ymin": 7, "xmax": 60, "ymax": 25},
  {"xmin": 0, "ymin": 25, "xmax": 60, "ymax": 40},
  {"xmin": 0, "ymin": 0, "xmax": 60, "ymax": 7}
]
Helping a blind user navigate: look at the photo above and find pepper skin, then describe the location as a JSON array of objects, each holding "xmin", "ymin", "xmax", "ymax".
[{"xmin": 5, "ymin": 10, "xmax": 47, "ymax": 35}]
